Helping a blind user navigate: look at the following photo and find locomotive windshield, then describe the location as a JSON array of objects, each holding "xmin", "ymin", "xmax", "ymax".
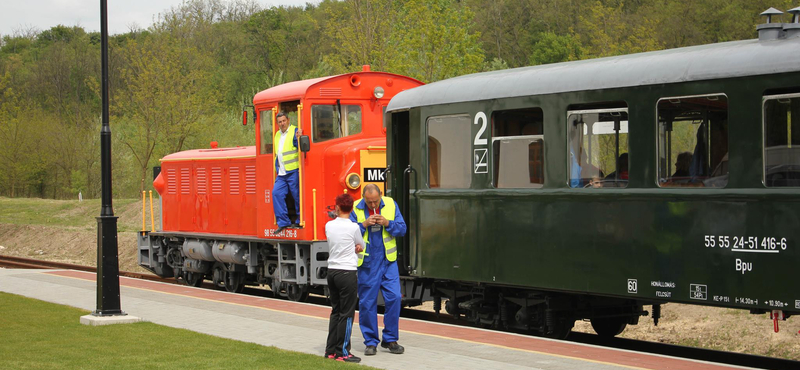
[{"xmin": 312, "ymin": 104, "xmax": 362, "ymax": 142}]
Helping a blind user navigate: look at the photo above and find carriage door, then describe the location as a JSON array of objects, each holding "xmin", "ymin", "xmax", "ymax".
[
  {"xmin": 256, "ymin": 107, "xmax": 276, "ymax": 237},
  {"xmin": 388, "ymin": 111, "xmax": 411, "ymax": 269}
]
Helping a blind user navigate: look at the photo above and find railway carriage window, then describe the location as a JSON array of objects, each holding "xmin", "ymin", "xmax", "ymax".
[
  {"xmin": 763, "ymin": 94, "xmax": 800, "ymax": 187},
  {"xmin": 492, "ymin": 108, "xmax": 544, "ymax": 188},
  {"xmin": 657, "ymin": 95, "xmax": 728, "ymax": 188},
  {"xmin": 427, "ymin": 115, "xmax": 471, "ymax": 188},
  {"xmin": 312, "ymin": 104, "xmax": 362, "ymax": 143},
  {"xmin": 259, "ymin": 110, "xmax": 273, "ymax": 155},
  {"xmin": 567, "ymin": 107, "xmax": 629, "ymax": 188}
]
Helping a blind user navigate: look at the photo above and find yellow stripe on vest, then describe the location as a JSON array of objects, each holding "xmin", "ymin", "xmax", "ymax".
[
  {"xmin": 273, "ymin": 124, "xmax": 299, "ymax": 172},
  {"xmin": 353, "ymin": 196, "xmax": 397, "ymax": 267}
]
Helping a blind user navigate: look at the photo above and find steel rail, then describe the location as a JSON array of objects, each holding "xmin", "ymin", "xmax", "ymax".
[{"xmin": 0, "ymin": 255, "xmax": 172, "ymax": 284}]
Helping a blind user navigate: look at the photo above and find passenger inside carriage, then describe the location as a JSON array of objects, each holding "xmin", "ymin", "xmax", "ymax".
[
  {"xmin": 658, "ymin": 94, "xmax": 728, "ymax": 188},
  {"xmin": 604, "ymin": 153, "xmax": 629, "ymax": 183},
  {"xmin": 567, "ymin": 107, "xmax": 628, "ymax": 188},
  {"xmin": 672, "ymin": 152, "xmax": 692, "ymax": 178}
]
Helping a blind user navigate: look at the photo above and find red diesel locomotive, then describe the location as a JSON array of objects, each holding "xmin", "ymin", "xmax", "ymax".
[{"xmin": 138, "ymin": 67, "xmax": 422, "ymax": 299}]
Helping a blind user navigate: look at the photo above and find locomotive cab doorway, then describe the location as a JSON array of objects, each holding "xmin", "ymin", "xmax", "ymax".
[{"xmin": 256, "ymin": 102, "xmax": 304, "ymax": 236}]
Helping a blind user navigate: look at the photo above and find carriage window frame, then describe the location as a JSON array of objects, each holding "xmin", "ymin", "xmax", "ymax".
[
  {"xmin": 491, "ymin": 107, "xmax": 545, "ymax": 189},
  {"xmin": 311, "ymin": 103, "xmax": 363, "ymax": 143},
  {"xmin": 763, "ymin": 92, "xmax": 800, "ymax": 187},
  {"xmin": 567, "ymin": 107, "xmax": 629, "ymax": 189},
  {"xmin": 656, "ymin": 93, "xmax": 729, "ymax": 189},
  {"xmin": 426, "ymin": 114, "xmax": 472, "ymax": 189}
]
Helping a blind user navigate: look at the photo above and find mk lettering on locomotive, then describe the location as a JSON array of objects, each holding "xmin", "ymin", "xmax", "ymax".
[{"xmin": 363, "ymin": 168, "xmax": 386, "ymax": 182}]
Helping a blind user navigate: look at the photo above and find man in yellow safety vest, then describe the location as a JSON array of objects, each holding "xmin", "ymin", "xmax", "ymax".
[
  {"xmin": 349, "ymin": 184, "xmax": 407, "ymax": 355},
  {"xmin": 273, "ymin": 112, "xmax": 300, "ymax": 235}
]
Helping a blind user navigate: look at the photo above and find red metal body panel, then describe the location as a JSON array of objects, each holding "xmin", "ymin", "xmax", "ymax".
[{"xmin": 155, "ymin": 70, "xmax": 422, "ymax": 242}]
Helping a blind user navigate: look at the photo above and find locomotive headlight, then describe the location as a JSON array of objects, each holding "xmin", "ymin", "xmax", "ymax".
[
  {"xmin": 346, "ymin": 173, "xmax": 362, "ymax": 189},
  {"xmin": 373, "ymin": 86, "xmax": 385, "ymax": 99}
]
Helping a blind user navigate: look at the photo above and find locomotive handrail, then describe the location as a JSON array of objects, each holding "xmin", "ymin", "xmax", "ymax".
[
  {"xmin": 149, "ymin": 190, "xmax": 155, "ymax": 232},
  {"xmin": 141, "ymin": 191, "xmax": 146, "ymax": 232},
  {"xmin": 312, "ymin": 188, "xmax": 318, "ymax": 240},
  {"xmin": 141, "ymin": 190, "xmax": 155, "ymax": 233},
  {"xmin": 271, "ymin": 106, "xmax": 278, "ymax": 225},
  {"xmin": 403, "ymin": 165, "xmax": 419, "ymax": 273},
  {"xmin": 297, "ymin": 103, "xmax": 305, "ymax": 227}
]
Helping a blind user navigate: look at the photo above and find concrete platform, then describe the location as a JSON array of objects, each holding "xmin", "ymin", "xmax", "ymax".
[
  {"xmin": 80, "ymin": 313, "xmax": 142, "ymax": 326},
  {"xmin": 0, "ymin": 268, "xmax": 752, "ymax": 370}
]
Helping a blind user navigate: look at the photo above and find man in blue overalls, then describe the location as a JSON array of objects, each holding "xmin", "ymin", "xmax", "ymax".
[
  {"xmin": 350, "ymin": 184, "xmax": 407, "ymax": 355},
  {"xmin": 273, "ymin": 112, "xmax": 300, "ymax": 235}
]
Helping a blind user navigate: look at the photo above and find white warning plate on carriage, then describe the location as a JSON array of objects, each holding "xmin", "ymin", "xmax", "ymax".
[{"xmin": 474, "ymin": 148, "xmax": 488, "ymax": 174}]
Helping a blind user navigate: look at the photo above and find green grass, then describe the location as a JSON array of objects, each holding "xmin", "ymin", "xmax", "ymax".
[
  {"xmin": 0, "ymin": 197, "xmax": 143, "ymax": 232},
  {"xmin": 0, "ymin": 292, "xmax": 371, "ymax": 370}
]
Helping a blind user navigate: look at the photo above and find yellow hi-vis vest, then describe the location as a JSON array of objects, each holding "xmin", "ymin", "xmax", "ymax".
[
  {"xmin": 274, "ymin": 125, "xmax": 299, "ymax": 172},
  {"xmin": 353, "ymin": 196, "xmax": 397, "ymax": 267}
]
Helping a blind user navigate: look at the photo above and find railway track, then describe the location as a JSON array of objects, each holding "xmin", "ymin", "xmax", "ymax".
[
  {"xmin": 2, "ymin": 255, "xmax": 798, "ymax": 370},
  {"xmin": 0, "ymin": 255, "xmax": 174, "ymax": 284}
]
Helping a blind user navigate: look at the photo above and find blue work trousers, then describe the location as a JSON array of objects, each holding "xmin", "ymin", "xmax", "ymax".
[
  {"xmin": 358, "ymin": 257, "xmax": 401, "ymax": 346},
  {"xmin": 272, "ymin": 170, "xmax": 299, "ymax": 227}
]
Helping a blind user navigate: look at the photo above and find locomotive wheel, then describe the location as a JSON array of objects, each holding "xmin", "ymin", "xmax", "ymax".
[
  {"xmin": 591, "ymin": 317, "xmax": 628, "ymax": 337},
  {"xmin": 211, "ymin": 263, "xmax": 226, "ymax": 290},
  {"xmin": 225, "ymin": 271, "xmax": 244, "ymax": 293},
  {"xmin": 543, "ymin": 319, "xmax": 574, "ymax": 340},
  {"xmin": 286, "ymin": 283, "xmax": 309, "ymax": 302},
  {"xmin": 182, "ymin": 271, "xmax": 203, "ymax": 287},
  {"xmin": 152, "ymin": 262, "xmax": 174, "ymax": 278}
]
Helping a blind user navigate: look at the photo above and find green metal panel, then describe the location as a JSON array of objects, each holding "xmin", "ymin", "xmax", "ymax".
[{"xmin": 391, "ymin": 71, "xmax": 800, "ymax": 314}]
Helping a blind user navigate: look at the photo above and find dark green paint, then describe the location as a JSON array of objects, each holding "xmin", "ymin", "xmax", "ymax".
[{"xmin": 389, "ymin": 70, "xmax": 800, "ymax": 314}]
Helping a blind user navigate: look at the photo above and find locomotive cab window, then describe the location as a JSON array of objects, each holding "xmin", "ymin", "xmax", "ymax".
[
  {"xmin": 312, "ymin": 104, "xmax": 362, "ymax": 143},
  {"xmin": 259, "ymin": 110, "xmax": 273, "ymax": 155},
  {"xmin": 763, "ymin": 93, "xmax": 800, "ymax": 187},
  {"xmin": 492, "ymin": 108, "xmax": 544, "ymax": 188},
  {"xmin": 657, "ymin": 94, "xmax": 728, "ymax": 188},
  {"xmin": 568, "ymin": 106, "xmax": 629, "ymax": 188},
  {"xmin": 427, "ymin": 115, "xmax": 471, "ymax": 188}
]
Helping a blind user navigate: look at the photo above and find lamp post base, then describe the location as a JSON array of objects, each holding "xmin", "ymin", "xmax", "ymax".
[{"xmin": 80, "ymin": 314, "xmax": 141, "ymax": 326}]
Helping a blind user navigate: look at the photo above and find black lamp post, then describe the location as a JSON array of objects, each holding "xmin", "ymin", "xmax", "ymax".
[{"xmin": 93, "ymin": 0, "xmax": 123, "ymax": 316}]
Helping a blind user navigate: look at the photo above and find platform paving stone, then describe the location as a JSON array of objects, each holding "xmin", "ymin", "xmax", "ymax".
[{"xmin": 0, "ymin": 269, "xmax": 749, "ymax": 370}]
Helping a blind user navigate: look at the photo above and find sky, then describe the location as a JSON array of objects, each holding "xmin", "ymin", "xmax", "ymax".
[{"xmin": 1, "ymin": 0, "xmax": 320, "ymax": 37}]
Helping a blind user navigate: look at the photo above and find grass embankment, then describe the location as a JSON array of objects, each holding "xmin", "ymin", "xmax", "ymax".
[
  {"xmin": 0, "ymin": 197, "xmax": 148, "ymax": 232},
  {"xmin": 0, "ymin": 292, "xmax": 369, "ymax": 370},
  {"xmin": 0, "ymin": 196, "xmax": 158, "ymax": 272}
]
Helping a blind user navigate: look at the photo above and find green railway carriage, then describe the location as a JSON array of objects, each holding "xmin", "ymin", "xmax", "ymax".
[{"xmin": 386, "ymin": 26, "xmax": 800, "ymax": 337}]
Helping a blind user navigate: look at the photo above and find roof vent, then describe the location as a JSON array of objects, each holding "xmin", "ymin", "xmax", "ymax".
[
  {"xmin": 758, "ymin": 7, "xmax": 784, "ymax": 41},
  {"xmin": 784, "ymin": 7, "xmax": 800, "ymax": 38}
]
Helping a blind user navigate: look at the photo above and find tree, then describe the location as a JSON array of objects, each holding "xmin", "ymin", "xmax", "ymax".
[
  {"xmin": 389, "ymin": 0, "xmax": 485, "ymax": 82},
  {"xmin": 529, "ymin": 32, "xmax": 582, "ymax": 65},
  {"xmin": 115, "ymin": 35, "xmax": 215, "ymax": 192},
  {"xmin": 0, "ymin": 72, "xmax": 38, "ymax": 197},
  {"xmin": 323, "ymin": 0, "xmax": 396, "ymax": 73},
  {"xmin": 577, "ymin": 0, "xmax": 662, "ymax": 58}
]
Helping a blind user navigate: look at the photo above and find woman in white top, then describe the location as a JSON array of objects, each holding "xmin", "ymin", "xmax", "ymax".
[{"xmin": 324, "ymin": 193, "xmax": 364, "ymax": 362}]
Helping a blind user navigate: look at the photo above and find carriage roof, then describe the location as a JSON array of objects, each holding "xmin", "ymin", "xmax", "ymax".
[{"xmin": 387, "ymin": 37, "xmax": 800, "ymax": 112}]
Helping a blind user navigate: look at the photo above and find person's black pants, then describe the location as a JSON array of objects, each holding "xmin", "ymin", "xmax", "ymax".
[{"xmin": 326, "ymin": 269, "xmax": 358, "ymax": 357}]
